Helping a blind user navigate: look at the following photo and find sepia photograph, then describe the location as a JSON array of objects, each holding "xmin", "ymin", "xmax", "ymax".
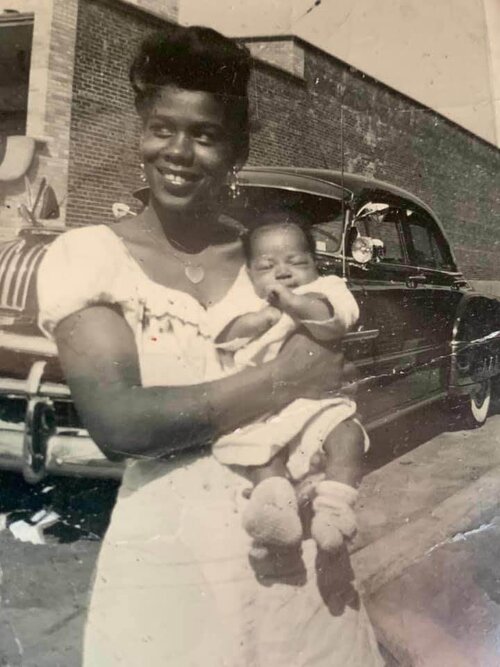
[{"xmin": 0, "ymin": 0, "xmax": 499, "ymax": 665}]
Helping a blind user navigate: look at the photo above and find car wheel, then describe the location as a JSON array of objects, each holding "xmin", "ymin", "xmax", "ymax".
[{"xmin": 450, "ymin": 379, "xmax": 492, "ymax": 429}]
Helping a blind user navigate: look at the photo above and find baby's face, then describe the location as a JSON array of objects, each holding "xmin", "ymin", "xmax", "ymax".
[{"xmin": 248, "ymin": 224, "xmax": 318, "ymax": 298}]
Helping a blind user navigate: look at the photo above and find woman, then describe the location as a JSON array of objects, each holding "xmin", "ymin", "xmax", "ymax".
[{"xmin": 37, "ymin": 26, "xmax": 383, "ymax": 666}]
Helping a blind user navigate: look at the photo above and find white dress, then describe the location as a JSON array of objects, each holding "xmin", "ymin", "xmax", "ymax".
[{"xmin": 37, "ymin": 225, "xmax": 383, "ymax": 667}]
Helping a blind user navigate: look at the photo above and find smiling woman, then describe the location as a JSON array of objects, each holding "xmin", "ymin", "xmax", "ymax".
[{"xmin": 35, "ymin": 24, "xmax": 383, "ymax": 667}]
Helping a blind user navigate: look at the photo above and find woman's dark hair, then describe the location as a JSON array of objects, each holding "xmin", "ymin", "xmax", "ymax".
[
  {"xmin": 130, "ymin": 25, "xmax": 252, "ymax": 164},
  {"xmin": 242, "ymin": 210, "xmax": 317, "ymax": 264}
]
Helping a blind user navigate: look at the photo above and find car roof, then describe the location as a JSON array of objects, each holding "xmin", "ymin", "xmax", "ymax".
[
  {"xmin": 241, "ymin": 166, "xmax": 431, "ymax": 211},
  {"xmin": 238, "ymin": 166, "xmax": 450, "ymax": 240}
]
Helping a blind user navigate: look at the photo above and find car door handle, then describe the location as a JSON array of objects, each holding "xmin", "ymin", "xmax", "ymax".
[
  {"xmin": 343, "ymin": 328, "xmax": 379, "ymax": 342},
  {"xmin": 453, "ymin": 277, "xmax": 469, "ymax": 289},
  {"xmin": 406, "ymin": 274, "xmax": 427, "ymax": 287}
]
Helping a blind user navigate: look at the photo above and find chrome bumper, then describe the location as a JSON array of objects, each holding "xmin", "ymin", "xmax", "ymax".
[
  {"xmin": 0, "ymin": 356, "xmax": 124, "ymax": 483},
  {"xmin": 0, "ymin": 427, "xmax": 125, "ymax": 480}
]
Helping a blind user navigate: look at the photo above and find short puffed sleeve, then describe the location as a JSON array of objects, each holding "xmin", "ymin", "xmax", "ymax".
[{"xmin": 37, "ymin": 225, "xmax": 137, "ymax": 337}]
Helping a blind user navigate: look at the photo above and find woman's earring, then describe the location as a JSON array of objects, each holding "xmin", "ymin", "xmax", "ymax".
[
  {"xmin": 139, "ymin": 162, "xmax": 147, "ymax": 183},
  {"xmin": 228, "ymin": 165, "xmax": 241, "ymax": 199}
]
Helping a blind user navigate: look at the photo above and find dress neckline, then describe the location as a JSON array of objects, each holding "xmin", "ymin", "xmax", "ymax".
[{"xmin": 99, "ymin": 224, "xmax": 246, "ymax": 312}]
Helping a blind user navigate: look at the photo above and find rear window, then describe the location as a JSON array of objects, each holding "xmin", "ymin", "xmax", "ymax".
[
  {"xmin": 404, "ymin": 210, "xmax": 455, "ymax": 270},
  {"xmin": 224, "ymin": 185, "xmax": 344, "ymax": 254}
]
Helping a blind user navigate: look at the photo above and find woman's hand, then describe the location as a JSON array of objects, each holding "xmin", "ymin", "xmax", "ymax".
[{"xmin": 272, "ymin": 330, "xmax": 346, "ymax": 401}]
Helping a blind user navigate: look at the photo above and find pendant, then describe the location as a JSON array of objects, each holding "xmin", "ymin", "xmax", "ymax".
[{"xmin": 184, "ymin": 265, "xmax": 205, "ymax": 284}]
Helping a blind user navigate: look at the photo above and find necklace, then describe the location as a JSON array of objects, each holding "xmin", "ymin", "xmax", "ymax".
[
  {"xmin": 139, "ymin": 218, "xmax": 210, "ymax": 284},
  {"xmin": 165, "ymin": 245, "xmax": 205, "ymax": 284}
]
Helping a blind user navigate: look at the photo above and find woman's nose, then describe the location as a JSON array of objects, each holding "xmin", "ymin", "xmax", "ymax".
[{"xmin": 163, "ymin": 132, "xmax": 194, "ymax": 163}]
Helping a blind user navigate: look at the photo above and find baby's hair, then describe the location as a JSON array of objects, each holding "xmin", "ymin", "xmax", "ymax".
[
  {"xmin": 242, "ymin": 210, "xmax": 316, "ymax": 264},
  {"xmin": 129, "ymin": 25, "xmax": 252, "ymax": 164}
]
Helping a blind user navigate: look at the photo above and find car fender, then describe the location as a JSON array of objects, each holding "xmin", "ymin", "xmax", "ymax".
[{"xmin": 449, "ymin": 291, "xmax": 500, "ymax": 391}]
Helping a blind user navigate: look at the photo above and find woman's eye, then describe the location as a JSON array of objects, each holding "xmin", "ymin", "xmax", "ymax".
[
  {"xmin": 150, "ymin": 125, "xmax": 173, "ymax": 138},
  {"xmin": 195, "ymin": 131, "xmax": 219, "ymax": 145}
]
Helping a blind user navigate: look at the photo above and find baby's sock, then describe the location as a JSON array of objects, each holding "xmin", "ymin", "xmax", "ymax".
[
  {"xmin": 243, "ymin": 477, "xmax": 302, "ymax": 549},
  {"xmin": 310, "ymin": 480, "xmax": 358, "ymax": 553}
]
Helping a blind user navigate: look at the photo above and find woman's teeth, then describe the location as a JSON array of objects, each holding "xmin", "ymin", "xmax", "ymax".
[{"xmin": 164, "ymin": 173, "xmax": 188, "ymax": 185}]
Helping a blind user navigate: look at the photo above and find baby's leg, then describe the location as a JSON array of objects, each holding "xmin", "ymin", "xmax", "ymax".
[
  {"xmin": 247, "ymin": 449, "xmax": 289, "ymax": 486},
  {"xmin": 243, "ymin": 450, "xmax": 302, "ymax": 551},
  {"xmin": 311, "ymin": 418, "xmax": 365, "ymax": 553},
  {"xmin": 322, "ymin": 418, "xmax": 365, "ymax": 488}
]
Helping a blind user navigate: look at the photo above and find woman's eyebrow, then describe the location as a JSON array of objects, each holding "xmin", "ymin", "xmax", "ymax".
[{"xmin": 149, "ymin": 113, "xmax": 225, "ymax": 129}]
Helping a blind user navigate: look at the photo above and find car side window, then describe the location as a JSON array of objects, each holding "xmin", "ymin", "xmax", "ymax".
[
  {"xmin": 364, "ymin": 206, "xmax": 405, "ymax": 263},
  {"xmin": 405, "ymin": 210, "xmax": 451, "ymax": 269}
]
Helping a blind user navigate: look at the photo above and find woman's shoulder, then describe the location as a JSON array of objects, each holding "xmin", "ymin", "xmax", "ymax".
[
  {"xmin": 40, "ymin": 224, "xmax": 133, "ymax": 277},
  {"xmin": 37, "ymin": 224, "xmax": 138, "ymax": 337},
  {"xmin": 49, "ymin": 223, "xmax": 123, "ymax": 253}
]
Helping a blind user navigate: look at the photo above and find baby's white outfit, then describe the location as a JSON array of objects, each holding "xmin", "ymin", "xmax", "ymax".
[{"xmin": 208, "ymin": 270, "xmax": 368, "ymax": 479}]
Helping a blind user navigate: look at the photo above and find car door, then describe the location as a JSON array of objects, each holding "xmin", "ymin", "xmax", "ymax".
[
  {"xmin": 311, "ymin": 214, "xmax": 377, "ymax": 388},
  {"xmin": 402, "ymin": 207, "xmax": 466, "ymax": 394},
  {"xmin": 347, "ymin": 202, "xmax": 433, "ymax": 423}
]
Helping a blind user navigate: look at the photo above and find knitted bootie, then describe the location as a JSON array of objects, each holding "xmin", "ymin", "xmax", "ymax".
[
  {"xmin": 243, "ymin": 477, "xmax": 303, "ymax": 549},
  {"xmin": 311, "ymin": 480, "xmax": 359, "ymax": 553}
]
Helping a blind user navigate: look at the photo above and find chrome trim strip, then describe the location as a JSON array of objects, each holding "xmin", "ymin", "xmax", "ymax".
[
  {"xmin": 451, "ymin": 330, "xmax": 500, "ymax": 350},
  {"xmin": 371, "ymin": 343, "xmax": 444, "ymax": 366},
  {"xmin": 0, "ymin": 332, "xmax": 58, "ymax": 356},
  {"xmin": 365, "ymin": 392, "xmax": 448, "ymax": 431},
  {"xmin": 0, "ymin": 377, "xmax": 69, "ymax": 398},
  {"xmin": 0, "ymin": 243, "xmax": 22, "ymax": 306},
  {"xmin": 13, "ymin": 244, "xmax": 47, "ymax": 307},
  {"xmin": 0, "ymin": 240, "xmax": 17, "ymax": 266},
  {"xmin": 6, "ymin": 243, "xmax": 39, "ymax": 307}
]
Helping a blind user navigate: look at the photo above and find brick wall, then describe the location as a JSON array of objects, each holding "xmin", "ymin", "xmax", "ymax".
[
  {"xmin": 66, "ymin": 0, "xmax": 167, "ymax": 227},
  {"xmin": 68, "ymin": 12, "xmax": 500, "ymax": 279},
  {"xmin": 39, "ymin": 0, "xmax": 79, "ymax": 226}
]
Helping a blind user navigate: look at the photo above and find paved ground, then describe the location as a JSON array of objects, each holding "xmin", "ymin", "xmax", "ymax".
[
  {"xmin": 367, "ymin": 516, "xmax": 500, "ymax": 666},
  {"xmin": 0, "ymin": 398, "xmax": 499, "ymax": 666},
  {"xmin": 358, "ymin": 398, "xmax": 500, "ymax": 666}
]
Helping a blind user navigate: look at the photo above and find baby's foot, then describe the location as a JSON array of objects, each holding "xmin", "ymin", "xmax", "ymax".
[
  {"xmin": 311, "ymin": 480, "xmax": 358, "ymax": 553},
  {"xmin": 243, "ymin": 477, "xmax": 303, "ymax": 549}
]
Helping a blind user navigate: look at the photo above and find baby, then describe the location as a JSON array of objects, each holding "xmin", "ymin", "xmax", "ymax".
[{"xmin": 212, "ymin": 212, "xmax": 367, "ymax": 554}]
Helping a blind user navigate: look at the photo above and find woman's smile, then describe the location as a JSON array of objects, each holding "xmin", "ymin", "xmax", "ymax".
[{"xmin": 157, "ymin": 167, "xmax": 202, "ymax": 195}]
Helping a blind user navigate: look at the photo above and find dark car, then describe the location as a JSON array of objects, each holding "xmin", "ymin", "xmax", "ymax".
[{"xmin": 0, "ymin": 167, "xmax": 499, "ymax": 483}]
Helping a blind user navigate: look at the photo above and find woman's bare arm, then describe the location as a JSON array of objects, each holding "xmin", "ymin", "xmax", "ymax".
[{"xmin": 55, "ymin": 305, "xmax": 345, "ymax": 460}]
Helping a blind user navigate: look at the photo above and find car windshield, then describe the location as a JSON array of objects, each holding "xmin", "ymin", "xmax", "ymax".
[{"xmin": 224, "ymin": 186, "xmax": 344, "ymax": 254}]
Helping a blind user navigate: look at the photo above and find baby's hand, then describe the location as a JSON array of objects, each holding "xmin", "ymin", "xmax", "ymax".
[{"xmin": 265, "ymin": 283, "xmax": 297, "ymax": 310}]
